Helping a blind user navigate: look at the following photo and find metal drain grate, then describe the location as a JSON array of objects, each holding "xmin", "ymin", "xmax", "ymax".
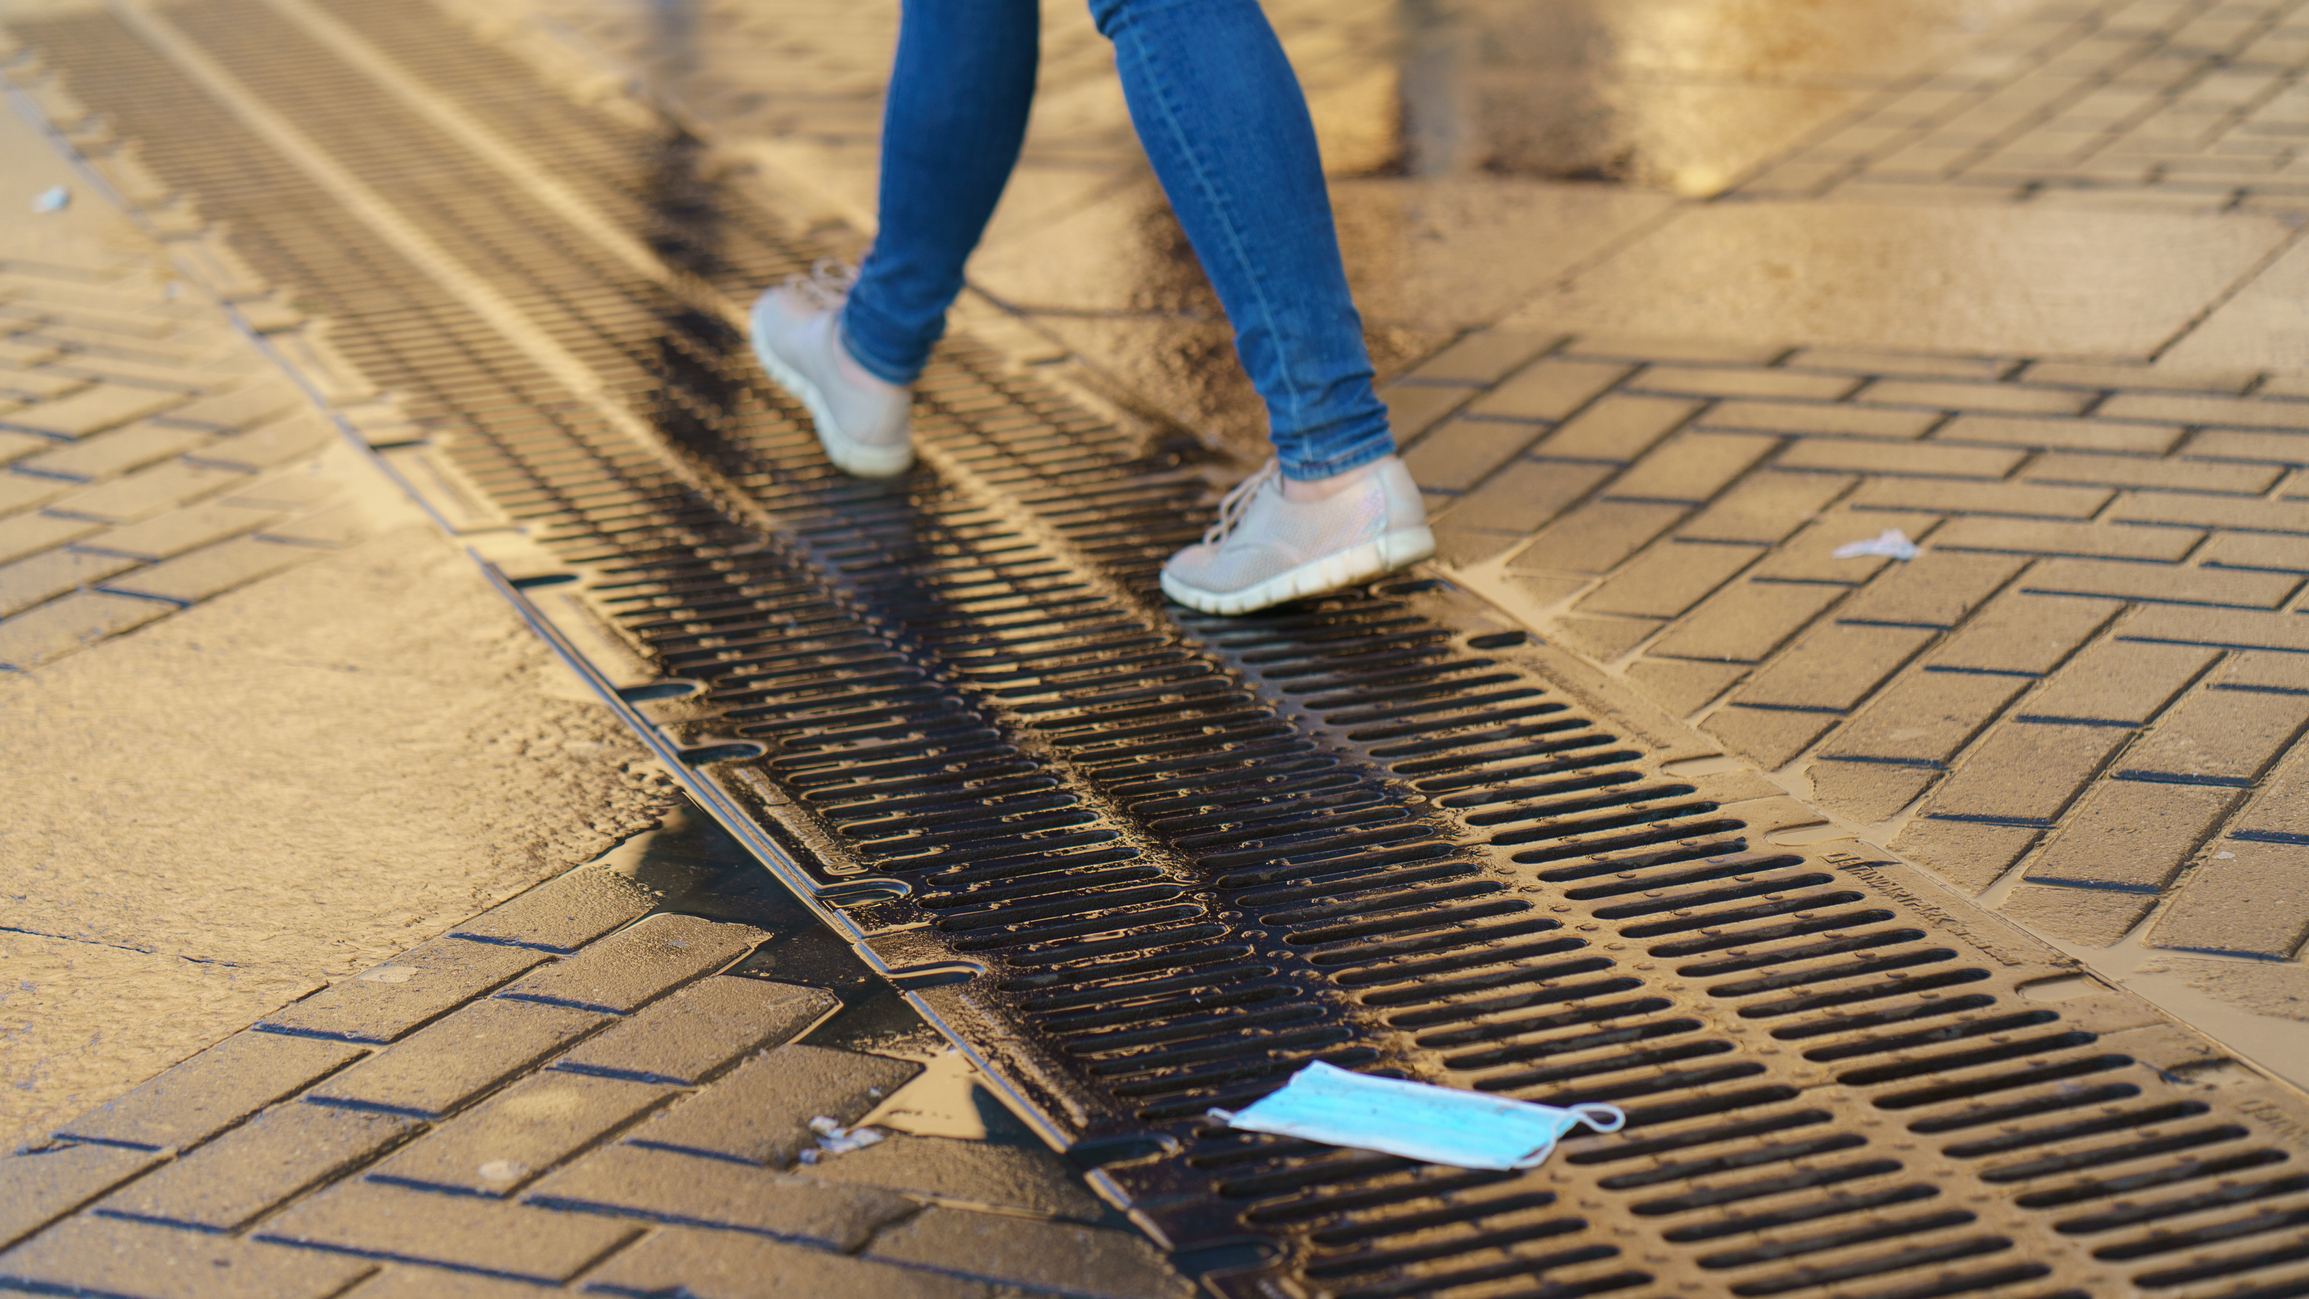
[{"xmin": 19, "ymin": 4, "xmax": 2309, "ymax": 1295}]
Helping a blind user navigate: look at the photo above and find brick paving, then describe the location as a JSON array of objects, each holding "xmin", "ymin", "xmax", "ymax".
[
  {"xmin": 1, "ymin": 836, "xmax": 1181, "ymax": 1299},
  {"xmin": 0, "ymin": 225, "xmax": 361, "ymax": 670},
  {"xmin": 1744, "ymin": 0, "xmax": 2309, "ymax": 212},
  {"xmin": 1394, "ymin": 336, "xmax": 2309, "ymax": 967}
]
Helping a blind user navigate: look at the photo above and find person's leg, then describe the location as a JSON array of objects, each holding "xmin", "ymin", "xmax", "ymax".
[
  {"xmin": 841, "ymin": 0, "xmax": 1042, "ymax": 384},
  {"xmin": 1087, "ymin": 0, "xmax": 1394, "ymax": 484},
  {"xmin": 1090, "ymin": 0, "xmax": 1425, "ymax": 614},
  {"xmin": 751, "ymin": 0, "xmax": 1038, "ymax": 476}
]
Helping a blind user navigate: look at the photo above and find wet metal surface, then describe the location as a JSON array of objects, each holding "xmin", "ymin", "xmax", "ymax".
[{"xmin": 17, "ymin": 2, "xmax": 2309, "ymax": 1297}]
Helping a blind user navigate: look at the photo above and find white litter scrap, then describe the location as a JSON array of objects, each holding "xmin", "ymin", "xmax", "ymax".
[
  {"xmin": 1210, "ymin": 1062, "xmax": 1626, "ymax": 1171},
  {"xmin": 1831, "ymin": 528, "xmax": 1920, "ymax": 561},
  {"xmin": 31, "ymin": 185, "xmax": 68, "ymax": 213},
  {"xmin": 798, "ymin": 1114, "xmax": 886, "ymax": 1165}
]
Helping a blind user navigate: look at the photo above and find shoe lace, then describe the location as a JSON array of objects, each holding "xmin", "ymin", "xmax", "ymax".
[
  {"xmin": 784, "ymin": 258, "xmax": 859, "ymax": 310},
  {"xmin": 1202, "ymin": 460, "xmax": 1280, "ymax": 546}
]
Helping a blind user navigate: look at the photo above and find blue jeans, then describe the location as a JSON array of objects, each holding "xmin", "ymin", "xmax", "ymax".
[{"xmin": 840, "ymin": 0, "xmax": 1396, "ymax": 482}]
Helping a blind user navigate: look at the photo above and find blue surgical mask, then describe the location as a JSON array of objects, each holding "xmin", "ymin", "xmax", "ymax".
[{"xmin": 1210, "ymin": 1061, "xmax": 1627, "ymax": 1171}]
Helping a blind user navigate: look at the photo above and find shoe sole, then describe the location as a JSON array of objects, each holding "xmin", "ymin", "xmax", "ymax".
[
  {"xmin": 1160, "ymin": 525, "xmax": 1437, "ymax": 616},
  {"xmin": 748, "ymin": 301, "xmax": 914, "ymax": 480}
]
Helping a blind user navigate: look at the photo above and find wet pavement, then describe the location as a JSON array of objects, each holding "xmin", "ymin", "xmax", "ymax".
[
  {"xmin": 7, "ymin": 0, "xmax": 2309, "ymax": 1296},
  {"xmin": 507, "ymin": 0, "xmax": 2309, "ymax": 1087},
  {"xmin": 0, "ymin": 95, "xmax": 679, "ymax": 1155}
]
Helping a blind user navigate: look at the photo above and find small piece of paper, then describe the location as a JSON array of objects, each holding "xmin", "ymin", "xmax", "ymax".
[
  {"xmin": 799, "ymin": 1115, "xmax": 886, "ymax": 1164},
  {"xmin": 1210, "ymin": 1062, "xmax": 1625, "ymax": 1171},
  {"xmin": 1831, "ymin": 528, "xmax": 1920, "ymax": 561},
  {"xmin": 31, "ymin": 186, "xmax": 68, "ymax": 213}
]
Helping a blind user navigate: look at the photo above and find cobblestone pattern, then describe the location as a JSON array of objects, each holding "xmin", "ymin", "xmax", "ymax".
[
  {"xmin": 1743, "ymin": 0, "xmax": 2309, "ymax": 212},
  {"xmin": 0, "ymin": 246, "xmax": 362, "ymax": 670},
  {"xmin": 1394, "ymin": 333, "xmax": 2309, "ymax": 963},
  {"xmin": 0, "ymin": 859, "xmax": 1172, "ymax": 1299}
]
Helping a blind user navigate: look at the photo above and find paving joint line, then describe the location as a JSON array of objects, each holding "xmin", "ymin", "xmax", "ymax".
[{"xmin": 0, "ymin": 925, "xmax": 251, "ymax": 967}]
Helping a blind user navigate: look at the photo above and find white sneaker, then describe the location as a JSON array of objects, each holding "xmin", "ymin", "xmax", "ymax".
[
  {"xmin": 1161, "ymin": 457, "xmax": 1436, "ymax": 616},
  {"xmin": 748, "ymin": 262, "xmax": 914, "ymax": 478}
]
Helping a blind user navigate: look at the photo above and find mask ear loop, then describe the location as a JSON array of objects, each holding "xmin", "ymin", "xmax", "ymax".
[
  {"xmin": 1569, "ymin": 1103, "xmax": 1628, "ymax": 1134},
  {"xmin": 1509, "ymin": 1102, "xmax": 1632, "ymax": 1169}
]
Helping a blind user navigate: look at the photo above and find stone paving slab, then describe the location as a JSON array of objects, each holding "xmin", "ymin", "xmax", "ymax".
[
  {"xmin": 57, "ymin": 1032, "xmax": 368, "ymax": 1152},
  {"xmin": 0, "ymin": 587, "xmax": 167, "ymax": 664},
  {"xmin": 0, "ymin": 1143, "xmax": 160, "ymax": 1251},
  {"xmin": 257, "ymin": 939, "xmax": 554, "ymax": 1045},
  {"xmin": 552, "ymin": 976, "xmax": 838, "ymax": 1086},
  {"xmin": 866, "ymin": 1209, "xmax": 1192, "ymax": 1299},
  {"xmin": 0, "ymin": 1215, "xmax": 377, "ymax": 1299},
  {"xmin": 1503, "ymin": 199, "xmax": 2295, "ymax": 356},
  {"xmin": 257, "ymin": 1178, "xmax": 643, "ymax": 1284},
  {"xmin": 346, "ymin": 1267, "xmax": 586, "ymax": 1299},
  {"xmin": 363, "ymin": 1071, "xmax": 673, "ymax": 1198},
  {"xmin": 525, "ymin": 1145, "xmax": 915, "ymax": 1252},
  {"xmin": 1, "ymin": 839, "xmax": 1150, "ymax": 1297},
  {"xmin": 585, "ymin": 1224, "xmax": 1001, "ymax": 1299},
  {"xmin": 794, "ymin": 1135, "xmax": 1112, "ymax": 1222},
  {"xmin": 307, "ymin": 998, "xmax": 618, "ymax": 1119},
  {"xmin": 624, "ymin": 1045, "xmax": 920, "ymax": 1167},
  {"xmin": 94, "ymin": 1103, "xmax": 425, "ymax": 1232},
  {"xmin": 452, "ymin": 865, "xmax": 663, "ymax": 953}
]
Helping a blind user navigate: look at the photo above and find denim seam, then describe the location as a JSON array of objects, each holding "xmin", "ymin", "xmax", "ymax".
[{"xmin": 1290, "ymin": 438, "xmax": 1394, "ymax": 480}]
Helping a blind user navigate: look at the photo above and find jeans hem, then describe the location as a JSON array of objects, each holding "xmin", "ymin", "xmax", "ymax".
[
  {"xmin": 1279, "ymin": 434, "xmax": 1395, "ymax": 482},
  {"xmin": 837, "ymin": 306, "xmax": 923, "ymax": 386}
]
